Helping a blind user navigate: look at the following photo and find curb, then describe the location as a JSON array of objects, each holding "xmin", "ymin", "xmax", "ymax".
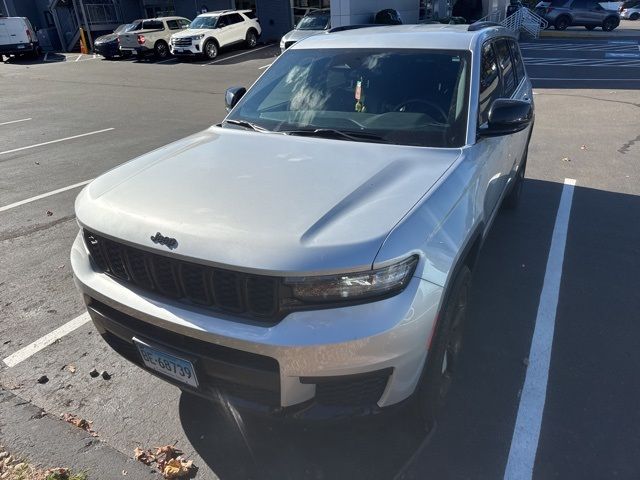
[{"xmin": 0, "ymin": 387, "xmax": 161, "ymax": 479}]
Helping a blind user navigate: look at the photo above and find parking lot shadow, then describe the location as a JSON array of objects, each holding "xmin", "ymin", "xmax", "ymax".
[{"xmin": 178, "ymin": 392, "xmax": 425, "ymax": 480}]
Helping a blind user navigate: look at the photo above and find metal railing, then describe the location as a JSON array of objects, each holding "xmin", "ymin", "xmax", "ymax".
[{"xmin": 477, "ymin": 7, "xmax": 548, "ymax": 39}]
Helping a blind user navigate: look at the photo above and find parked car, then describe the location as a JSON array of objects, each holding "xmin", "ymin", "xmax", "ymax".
[
  {"xmin": 619, "ymin": 0, "xmax": 640, "ymax": 11},
  {"xmin": 374, "ymin": 8, "xmax": 403, "ymax": 24},
  {"xmin": 71, "ymin": 24, "xmax": 533, "ymax": 425},
  {"xmin": 0, "ymin": 15, "xmax": 40, "ymax": 61},
  {"xmin": 536, "ymin": 0, "xmax": 620, "ymax": 30},
  {"xmin": 94, "ymin": 20, "xmax": 142, "ymax": 59},
  {"xmin": 620, "ymin": 2, "xmax": 640, "ymax": 17},
  {"xmin": 118, "ymin": 16, "xmax": 190, "ymax": 59},
  {"xmin": 170, "ymin": 10, "xmax": 260, "ymax": 60},
  {"xmin": 280, "ymin": 9, "xmax": 330, "ymax": 53}
]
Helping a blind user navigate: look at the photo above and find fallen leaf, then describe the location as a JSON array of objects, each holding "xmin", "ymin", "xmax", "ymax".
[
  {"xmin": 122, "ymin": 470, "xmax": 128, "ymax": 476},
  {"xmin": 101, "ymin": 370, "xmax": 112, "ymax": 380},
  {"xmin": 37, "ymin": 375, "xmax": 49, "ymax": 384},
  {"xmin": 89, "ymin": 368, "xmax": 99, "ymax": 378},
  {"xmin": 580, "ymin": 145, "xmax": 588, "ymax": 150},
  {"xmin": 133, "ymin": 447, "xmax": 155, "ymax": 466},
  {"xmin": 561, "ymin": 157, "xmax": 571, "ymax": 162},
  {"xmin": 163, "ymin": 457, "xmax": 194, "ymax": 479},
  {"xmin": 46, "ymin": 210, "xmax": 53, "ymax": 216},
  {"xmin": 61, "ymin": 413, "xmax": 98, "ymax": 437},
  {"xmin": 67, "ymin": 365, "xmax": 77, "ymax": 374}
]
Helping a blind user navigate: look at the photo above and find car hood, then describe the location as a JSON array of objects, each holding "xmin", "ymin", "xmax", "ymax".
[
  {"xmin": 76, "ymin": 127, "xmax": 460, "ymax": 275},
  {"xmin": 95, "ymin": 33, "xmax": 117, "ymax": 44},
  {"xmin": 172, "ymin": 28, "xmax": 210, "ymax": 38},
  {"xmin": 281, "ymin": 29, "xmax": 325, "ymax": 44}
]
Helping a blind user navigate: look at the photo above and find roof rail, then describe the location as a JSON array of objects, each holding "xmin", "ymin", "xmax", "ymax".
[
  {"xmin": 467, "ymin": 21, "xmax": 502, "ymax": 31},
  {"xmin": 327, "ymin": 24, "xmax": 386, "ymax": 33}
]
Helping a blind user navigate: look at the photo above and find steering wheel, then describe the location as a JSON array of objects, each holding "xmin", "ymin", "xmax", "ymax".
[{"xmin": 393, "ymin": 99, "xmax": 449, "ymax": 123}]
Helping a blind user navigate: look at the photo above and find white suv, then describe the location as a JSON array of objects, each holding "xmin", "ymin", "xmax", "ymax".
[{"xmin": 170, "ymin": 10, "xmax": 261, "ymax": 60}]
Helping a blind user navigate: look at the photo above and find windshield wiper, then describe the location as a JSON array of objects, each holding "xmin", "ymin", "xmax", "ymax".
[
  {"xmin": 224, "ymin": 119, "xmax": 270, "ymax": 133},
  {"xmin": 281, "ymin": 128, "xmax": 390, "ymax": 143}
]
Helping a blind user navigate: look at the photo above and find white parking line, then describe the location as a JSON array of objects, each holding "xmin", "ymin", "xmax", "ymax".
[
  {"xmin": 503, "ymin": 178, "xmax": 576, "ymax": 480},
  {"xmin": 75, "ymin": 54, "xmax": 82, "ymax": 62},
  {"xmin": 3, "ymin": 313, "xmax": 91, "ymax": 368},
  {"xmin": 0, "ymin": 127, "xmax": 114, "ymax": 156},
  {"xmin": 156, "ymin": 58, "xmax": 177, "ymax": 64},
  {"xmin": 0, "ymin": 179, "xmax": 93, "ymax": 213},
  {"xmin": 258, "ymin": 63, "xmax": 271, "ymax": 70},
  {"xmin": 203, "ymin": 44, "xmax": 273, "ymax": 66},
  {"xmin": 0, "ymin": 118, "xmax": 32, "ymax": 126}
]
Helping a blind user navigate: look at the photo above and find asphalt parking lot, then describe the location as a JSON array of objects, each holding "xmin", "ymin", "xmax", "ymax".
[{"xmin": 1, "ymin": 36, "xmax": 640, "ymax": 479}]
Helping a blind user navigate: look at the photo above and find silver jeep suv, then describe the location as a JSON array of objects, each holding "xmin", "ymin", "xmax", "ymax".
[{"xmin": 71, "ymin": 23, "xmax": 533, "ymax": 424}]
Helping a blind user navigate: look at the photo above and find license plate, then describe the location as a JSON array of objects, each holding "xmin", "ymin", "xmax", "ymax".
[
  {"xmin": 134, "ymin": 338, "xmax": 199, "ymax": 388},
  {"xmin": 174, "ymin": 49, "xmax": 183, "ymax": 53},
  {"xmin": 17, "ymin": 45, "xmax": 25, "ymax": 49}
]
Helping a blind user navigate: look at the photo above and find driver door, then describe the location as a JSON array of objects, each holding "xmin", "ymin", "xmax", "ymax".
[{"xmin": 216, "ymin": 15, "xmax": 232, "ymax": 46}]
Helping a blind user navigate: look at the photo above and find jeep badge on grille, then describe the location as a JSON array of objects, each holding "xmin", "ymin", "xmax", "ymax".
[{"xmin": 150, "ymin": 232, "xmax": 178, "ymax": 250}]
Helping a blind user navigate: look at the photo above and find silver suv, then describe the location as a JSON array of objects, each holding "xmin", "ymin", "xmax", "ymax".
[
  {"xmin": 71, "ymin": 24, "xmax": 533, "ymax": 424},
  {"xmin": 536, "ymin": 0, "xmax": 620, "ymax": 30}
]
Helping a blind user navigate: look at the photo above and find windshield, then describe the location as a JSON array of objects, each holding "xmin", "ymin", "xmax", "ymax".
[
  {"xmin": 296, "ymin": 12, "xmax": 330, "ymax": 30},
  {"xmin": 226, "ymin": 48, "xmax": 470, "ymax": 148},
  {"xmin": 190, "ymin": 16, "xmax": 218, "ymax": 29}
]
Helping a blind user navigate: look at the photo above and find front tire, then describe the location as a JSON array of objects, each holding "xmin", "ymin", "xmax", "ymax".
[
  {"xmin": 413, "ymin": 265, "xmax": 471, "ymax": 431},
  {"xmin": 630, "ymin": 12, "xmax": 640, "ymax": 20},
  {"xmin": 555, "ymin": 16, "xmax": 570, "ymax": 30},
  {"xmin": 154, "ymin": 40, "xmax": 169, "ymax": 59},
  {"xmin": 203, "ymin": 39, "xmax": 218, "ymax": 60},
  {"xmin": 246, "ymin": 30, "xmax": 258, "ymax": 48},
  {"xmin": 602, "ymin": 16, "xmax": 619, "ymax": 31}
]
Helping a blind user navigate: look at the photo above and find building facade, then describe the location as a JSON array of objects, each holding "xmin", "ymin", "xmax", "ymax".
[{"xmin": 1, "ymin": 0, "xmax": 499, "ymax": 52}]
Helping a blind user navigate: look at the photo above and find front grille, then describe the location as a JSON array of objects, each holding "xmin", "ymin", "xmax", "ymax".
[
  {"xmin": 172, "ymin": 37, "xmax": 192, "ymax": 46},
  {"xmin": 83, "ymin": 230, "xmax": 279, "ymax": 321},
  {"xmin": 302, "ymin": 369, "xmax": 392, "ymax": 407}
]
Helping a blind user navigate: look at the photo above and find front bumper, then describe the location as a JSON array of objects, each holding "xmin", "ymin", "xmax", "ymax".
[
  {"xmin": 71, "ymin": 231, "xmax": 442, "ymax": 417},
  {"xmin": 94, "ymin": 42, "xmax": 121, "ymax": 57},
  {"xmin": 170, "ymin": 43, "xmax": 201, "ymax": 55}
]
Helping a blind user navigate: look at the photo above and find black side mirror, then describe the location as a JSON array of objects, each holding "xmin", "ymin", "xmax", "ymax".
[
  {"xmin": 225, "ymin": 87, "xmax": 246, "ymax": 112},
  {"xmin": 479, "ymin": 99, "xmax": 533, "ymax": 137}
]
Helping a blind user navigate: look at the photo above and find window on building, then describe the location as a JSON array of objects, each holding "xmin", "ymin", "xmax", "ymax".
[
  {"xmin": 44, "ymin": 11, "xmax": 55, "ymax": 28},
  {"xmin": 479, "ymin": 41, "xmax": 501, "ymax": 125},
  {"xmin": 235, "ymin": 0, "xmax": 256, "ymax": 10},
  {"xmin": 495, "ymin": 39, "xmax": 516, "ymax": 97},
  {"xmin": 292, "ymin": 0, "xmax": 330, "ymax": 26}
]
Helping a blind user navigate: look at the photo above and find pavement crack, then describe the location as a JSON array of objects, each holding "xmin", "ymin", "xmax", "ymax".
[
  {"xmin": 618, "ymin": 134, "xmax": 640, "ymax": 154},
  {"xmin": 0, "ymin": 215, "xmax": 75, "ymax": 242}
]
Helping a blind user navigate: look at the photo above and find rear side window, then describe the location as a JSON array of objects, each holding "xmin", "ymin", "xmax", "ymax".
[
  {"xmin": 179, "ymin": 19, "xmax": 190, "ymax": 28},
  {"xmin": 227, "ymin": 13, "xmax": 244, "ymax": 24},
  {"xmin": 142, "ymin": 20, "xmax": 163, "ymax": 30},
  {"xmin": 166, "ymin": 20, "xmax": 180, "ymax": 30},
  {"xmin": 495, "ymin": 39, "xmax": 516, "ymax": 97},
  {"xmin": 509, "ymin": 39, "xmax": 526, "ymax": 83},
  {"xmin": 479, "ymin": 42, "xmax": 502, "ymax": 125},
  {"xmin": 243, "ymin": 11, "xmax": 257, "ymax": 19}
]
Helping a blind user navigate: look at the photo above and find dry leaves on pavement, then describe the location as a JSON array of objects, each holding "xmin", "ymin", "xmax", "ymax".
[
  {"xmin": 133, "ymin": 445, "xmax": 195, "ymax": 479},
  {"xmin": 61, "ymin": 413, "xmax": 98, "ymax": 437}
]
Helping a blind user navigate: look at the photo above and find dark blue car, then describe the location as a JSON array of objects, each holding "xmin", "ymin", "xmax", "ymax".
[{"xmin": 94, "ymin": 20, "xmax": 142, "ymax": 59}]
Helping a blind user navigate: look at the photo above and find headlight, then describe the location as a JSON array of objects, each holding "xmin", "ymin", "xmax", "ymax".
[
  {"xmin": 193, "ymin": 34, "xmax": 205, "ymax": 40},
  {"xmin": 279, "ymin": 39, "xmax": 286, "ymax": 48},
  {"xmin": 284, "ymin": 256, "xmax": 418, "ymax": 303}
]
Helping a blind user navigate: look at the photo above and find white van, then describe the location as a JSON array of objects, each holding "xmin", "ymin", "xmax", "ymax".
[{"xmin": 0, "ymin": 16, "xmax": 41, "ymax": 61}]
